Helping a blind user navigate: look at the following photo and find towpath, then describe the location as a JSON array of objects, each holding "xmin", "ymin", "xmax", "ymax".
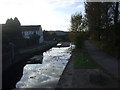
[
  {"xmin": 56, "ymin": 40, "xmax": 119, "ymax": 88},
  {"xmin": 85, "ymin": 40, "xmax": 120, "ymax": 79}
]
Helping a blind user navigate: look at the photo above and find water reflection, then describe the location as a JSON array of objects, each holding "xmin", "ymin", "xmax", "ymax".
[{"xmin": 16, "ymin": 44, "xmax": 75, "ymax": 88}]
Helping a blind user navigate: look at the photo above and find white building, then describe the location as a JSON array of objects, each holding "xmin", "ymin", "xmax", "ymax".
[{"xmin": 21, "ymin": 25, "xmax": 44, "ymax": 43}]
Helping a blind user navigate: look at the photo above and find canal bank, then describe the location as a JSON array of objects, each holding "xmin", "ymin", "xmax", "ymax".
[
  {"xmin": 55, "ymin": 50, "xmax": 74, "ymax": 88},
  {"xmin": 2, "ymin": 41, "xmax": 58, "ymax": 89},
  {"xmin": 3, "ymin": 41, "xmax": 58, "ymax": 72},
  {"xmin": 55, "ymin": 41, "xmax": 119, "ymax": 88},
  {"xmin": 2, "ymin": 42, "xmax": 74, "ymax": 89},
  {"xmin": 15, "ymin": 43, "xmax": 73, "ymax": 88}
]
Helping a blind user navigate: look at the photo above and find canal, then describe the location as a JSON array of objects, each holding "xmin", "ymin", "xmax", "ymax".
[{"xmin": 14, "ymin": 43, "xmax": 75, "ymax": 89}]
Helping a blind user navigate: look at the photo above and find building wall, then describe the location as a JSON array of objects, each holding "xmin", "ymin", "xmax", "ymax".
[
  {"xmin": 38, "ymin": 26, "xmax": 44, "ymax": 43},
  {"xmin": 22, "ymin": 25, "xmax": 44, "ymax": 44}
]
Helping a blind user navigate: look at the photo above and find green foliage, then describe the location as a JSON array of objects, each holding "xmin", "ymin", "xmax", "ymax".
[
  {"xmin": 85, "ymin": 2, "xmax": 120, "ymax": 59},
  {"xmin": 70, "ymin": 12, "xmax": 83, "ymax": 32},
  {"xmin": 69, "ymin": 31, "xmax": 86, "ymax": 49},
  {"xmin": 69, "ymin": 12, "xmax": 87, "ymax": 49},
  {"xmin": 85, "ymin": 2, "xmax": 113, "ymax": 41},
  {"xmin": 74, "ymin": 32, "xmax": 86, "ymax": 49},
  {"xmin": 93, "ymin": 23, "xmax": 120, "ymax": 59}
]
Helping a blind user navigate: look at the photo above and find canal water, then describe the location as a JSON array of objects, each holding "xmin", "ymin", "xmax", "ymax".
[{"xmin": 15, "ymin": 44, "xmax": 75, "ymax": 88}]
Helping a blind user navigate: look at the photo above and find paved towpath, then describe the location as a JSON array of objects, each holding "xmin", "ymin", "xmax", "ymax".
[
  {"xmin": 56, "ymin": 40, "xmax": 119, "ymax": 88},
  {"xmin": 84, "ymin": 40, "xmax": 120, "ymax": 79}
]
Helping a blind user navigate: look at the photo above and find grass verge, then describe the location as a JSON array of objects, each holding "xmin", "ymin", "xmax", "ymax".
[
  {"xmin": 73, "ymin": 48, "xmax": 115, "ymax": 76},
  {"xmin": 73, "ymin": 48, "xmax": 115, "ymax": 86},
  {"xmin": 73, "ymin": 49, "xmax": 99, "ymax": 69}
]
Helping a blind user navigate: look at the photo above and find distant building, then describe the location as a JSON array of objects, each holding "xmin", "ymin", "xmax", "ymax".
[
  {"xmin": 45, "ymin": 31, "xmax": 70, "ymax": 41},
  {"xmin": 21, "ymin": 25, "xmax": 44, "ymax": 43},
  {"xmin": 48, "ymin": 31, "xmax": 69, "ymax": 36}
]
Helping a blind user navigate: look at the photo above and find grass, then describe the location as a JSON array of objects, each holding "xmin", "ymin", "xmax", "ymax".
[
  {"xmin": 73, "ymin": 48, "xmax": 115, "ymax": 86},
  {"xmin": 73, "ymin": 48, "xmax": 114, "ymax": 75},
  {"xmin": 72, "ymin": 42, "xmax": 120, "ymax": 86},
  {"xmin": 73, "ymin": 49, "xmax": 99, "ymax": 69},
  {"xmin": 73, "ymin": 45, "xmax": 120, "ymax": 84}
]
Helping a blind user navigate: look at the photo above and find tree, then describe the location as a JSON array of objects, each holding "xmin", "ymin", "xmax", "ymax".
[
  {"xmin": 2, "ymin": 17, "xmax": 23, "ymax": 48},
  {"xmin": 113, "ymin": 2, "xmax": 119, "ymax": 24},
  {"xmin": 14, "ymin": 17, "xmax": 21, "ymax": 26},
  {"xmin": 85, "ymin": 2, "xmax": 113, "ymax": 40},
  {"xmin": 70, "ymin": 12, "xmax": 83, "ymax": 32},
  {"xmin": 69, "ymin": 12, "xmax": 86, "ymax": 48},
  {"xmin": 85, "ymin": 1, "xmax": 120, "ymax": 59}
]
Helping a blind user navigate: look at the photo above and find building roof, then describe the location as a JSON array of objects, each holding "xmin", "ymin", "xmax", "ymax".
[{"xmin": 21, "ymin": 25, "xmax": 41, "ymax": 31}]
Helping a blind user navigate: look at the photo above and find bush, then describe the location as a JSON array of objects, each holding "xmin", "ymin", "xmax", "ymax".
[{"xmin": 74, "ymin": 32, "xmax": 86, "ymax": 49}]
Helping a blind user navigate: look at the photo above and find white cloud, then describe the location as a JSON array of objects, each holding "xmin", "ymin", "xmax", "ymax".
[
  {"xmin": 0, "ymin": 0, "xmax": 84, "ymax": 31},
  {"xmin": 77, "ymin": 4, "xmax": 84, "ymax": 8},
  {"xmin": 47, "ymin": 0, "xmax": 80, "ymax": 7}
]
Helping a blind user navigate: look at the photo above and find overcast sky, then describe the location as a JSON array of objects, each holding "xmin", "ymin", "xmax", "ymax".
[{"xmin": 0, "ymin": 0, "xmax": 85, "ymax": 31}]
